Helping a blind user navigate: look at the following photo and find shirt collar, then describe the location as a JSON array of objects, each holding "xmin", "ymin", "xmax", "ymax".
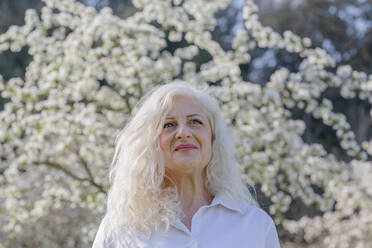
[
  {"xmin": 209, "ymin": 191, "xmax": 248, "ymax": 214},
  {"xmin": 169, "ymin": 191, "xmax": 249, "ymax": 232}
]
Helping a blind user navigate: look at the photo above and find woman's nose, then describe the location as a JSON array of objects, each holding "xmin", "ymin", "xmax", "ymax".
[{"xmin": 175, "ymin": 123, "xmax": 191, "ymax": 139}]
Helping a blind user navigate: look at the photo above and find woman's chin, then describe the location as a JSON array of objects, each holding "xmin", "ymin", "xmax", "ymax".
[{"xmin": 168, "ymin": 160, "xmax": 201, "ymax": 171}]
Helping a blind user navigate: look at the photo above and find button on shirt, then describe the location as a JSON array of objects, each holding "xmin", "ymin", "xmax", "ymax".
[{"xmin": 93, "ymin": 192, "xmax": 281, "ymax": 248}]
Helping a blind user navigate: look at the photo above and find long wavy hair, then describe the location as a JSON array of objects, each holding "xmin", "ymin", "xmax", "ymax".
[{"xmin": 101, "ymin": 82, "xmax": 257, "ymax": 246}]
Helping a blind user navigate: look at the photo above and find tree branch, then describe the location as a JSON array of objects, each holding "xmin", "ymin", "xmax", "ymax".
[
  {"xmin": 74, "ymin": 149, "xmax": 107, "ymax": 194},
  {"xmin": 35, "ymin": 160, "xmax": 107, "ymax": 194}
]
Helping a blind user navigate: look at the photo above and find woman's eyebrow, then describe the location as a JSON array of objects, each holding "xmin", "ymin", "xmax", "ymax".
[{"xmin": 166, "ymin": 114, "xmax": 203, "ymax": 119}]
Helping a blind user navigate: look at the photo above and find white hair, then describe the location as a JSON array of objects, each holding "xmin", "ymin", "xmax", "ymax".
[{"xmin": 101, "ymin": 82, "xmax": 258, "ymax": 246}]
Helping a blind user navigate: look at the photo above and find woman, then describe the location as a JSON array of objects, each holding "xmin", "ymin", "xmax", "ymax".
[{"xmin": 93, "ymin": 83, "xmax": 280, "ymax": 247}]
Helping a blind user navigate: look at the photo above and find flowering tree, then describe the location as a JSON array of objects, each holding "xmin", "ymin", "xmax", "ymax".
[{"xmin": 0, "ymin": 0, "xmax": 371, "ymax": 247}]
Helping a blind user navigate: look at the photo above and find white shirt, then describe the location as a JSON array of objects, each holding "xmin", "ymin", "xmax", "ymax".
[{"xmin": 93, "ymin": 192, "xmax": 280, "ymax": 248}]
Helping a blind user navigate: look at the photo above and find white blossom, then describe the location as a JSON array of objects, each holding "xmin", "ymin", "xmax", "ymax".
[{"xmin": 0, "ymin": 0, "xmax": 371, "ymax": 247}]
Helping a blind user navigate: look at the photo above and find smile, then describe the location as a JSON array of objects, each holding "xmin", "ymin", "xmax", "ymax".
[
  {"xmin": 174, "ymin": 144, "xmax": 198, "ymax": 151},
  {"xmin": 176, "ymin": 147, "xmax": 197, "ymax": 152}
]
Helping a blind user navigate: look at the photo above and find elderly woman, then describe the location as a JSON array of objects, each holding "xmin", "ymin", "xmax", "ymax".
[{"xmin": 93, "ymin": 83, "xmax": 280, "ymax": 247}]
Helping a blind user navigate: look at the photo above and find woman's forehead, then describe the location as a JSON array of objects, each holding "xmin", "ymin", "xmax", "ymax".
[
  {"xmin": 166, "ymin": 96, "xmax": 208, "ymax": 118},
  {"xmin": 166, "ymin": 113, "xmax": 205, "ymax": 120}
]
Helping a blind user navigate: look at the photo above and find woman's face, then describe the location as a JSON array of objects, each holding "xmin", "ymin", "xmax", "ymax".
[{"xmin": 159, "ymin": 96, "xmax": 213, "ymax": 174}]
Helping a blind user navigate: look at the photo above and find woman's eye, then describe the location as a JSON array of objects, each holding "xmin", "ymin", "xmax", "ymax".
[
  {"xmin": 163, "ymin": 122, "xmax": 175, "ymax": 128},
  {"xmin": 191, "ymin": 119, "xmax": 202, "ymax": 125}
]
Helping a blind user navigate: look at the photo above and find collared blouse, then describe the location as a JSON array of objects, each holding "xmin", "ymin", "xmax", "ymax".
[{"xmin": 92, "ymin": 192, "xmax": 280, "ymax": 248}]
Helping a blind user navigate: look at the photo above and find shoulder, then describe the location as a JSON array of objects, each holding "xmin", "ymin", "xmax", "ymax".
[
  {"xmin": 245, "ymin": 205, "xmax": 276, "ymax": 229},
  {"xmin": 210, "ymin": 203, "xmax": 280, "ymax": 247},
  {"xmin": 246, "ymin": 206, "xmax": 280, "ymax": 246},
  {"xmin": 247, "ymin": 205, "xmax": 274, "ymax": 220}
]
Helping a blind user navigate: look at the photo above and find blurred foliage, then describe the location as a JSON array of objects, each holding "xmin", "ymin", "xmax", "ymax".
[
  {"xmin": 1, "ymin": 0, "xmax": 371, "ymax": 82},
  {"xmin": 0, "ymin": 0, "xmax": 43, "ymax": 80},
  {"xmin": 253, "ymin": 0, "xmax": 372, "ymax": 153},
  {"xmin": 258, "ymin": 0, "xmax": 372, "ymax": 73},
  {"xmin": 0, "ymin": 0, "xmax": 370, "ymax": 164},
  {"xmin": 0, "ymin": 0, "xmax": 370, "ymax": 174},
  {"xmin": 0, "ymin": 1, "xmax": 371, "ymax": 246}
]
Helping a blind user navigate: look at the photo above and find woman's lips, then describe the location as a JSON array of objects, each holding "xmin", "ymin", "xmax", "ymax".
[
  {"xmin": 176, "ymin": 147, "xmax": 196, "ymax": 152},
  {"xmin": 174, "ymin": 144, "xmax": 197, "ymax": 151}
]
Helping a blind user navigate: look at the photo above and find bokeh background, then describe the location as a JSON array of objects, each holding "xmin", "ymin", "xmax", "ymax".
[{"xmin": 0, "ymin": 0, "xmax": 371, "ymax": 247}]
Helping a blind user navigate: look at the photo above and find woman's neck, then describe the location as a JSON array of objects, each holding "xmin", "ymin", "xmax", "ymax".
[{"xmin": 166, "ymin": 168, "xmax": 213, "ymax": 230}]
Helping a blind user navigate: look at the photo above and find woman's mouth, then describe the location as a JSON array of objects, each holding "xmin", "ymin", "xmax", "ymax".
[{"xmin": 175, "ymin": 144, "xmax": 197, "ymax": 152}]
